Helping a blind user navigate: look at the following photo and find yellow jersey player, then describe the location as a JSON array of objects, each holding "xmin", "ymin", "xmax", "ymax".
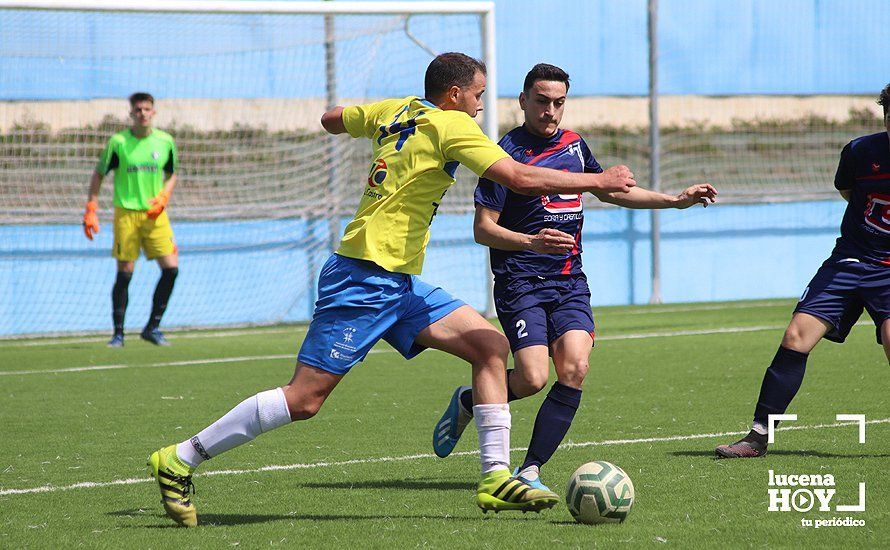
[
  {"xmin": 147, "ymin": 53, "xmax": 637, "ymax": 527},
  {"xmin": 83, "ymin": 92, "xmax": 179, "ymax": 347}
]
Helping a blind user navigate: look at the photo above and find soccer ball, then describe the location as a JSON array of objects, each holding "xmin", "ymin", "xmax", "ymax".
[{"xmin": 565, "ymin": 461, "xmax": 635, "ymax": 524}]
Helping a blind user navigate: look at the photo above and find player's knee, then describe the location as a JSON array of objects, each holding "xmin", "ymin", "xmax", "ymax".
[
  {"xmin": 781, "ymin": 325, "xmax": 807, "ymax": 350},
  {"xmin": 558, "ymin": 359, "xmax": 589, "ymax": 389},
  {"xmin": 471, "ymin": 331, "xmax": 509, "ymax": 367},
  {"xmin": 282, "ymin": 388, "xmax": 324, "ymax": 421},
  {"xmin": 515, "ymin": 367, "xmax": 549, "ymax": 395}
]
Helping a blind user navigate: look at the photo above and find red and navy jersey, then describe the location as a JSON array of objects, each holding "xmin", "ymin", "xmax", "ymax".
[
  {"xmin": 474, "ymin": 125, "xmax": 602, "ymax": 279},
  {"xmin": 833, "ymin": 132, "xmax": 890, "ymax": 265}
]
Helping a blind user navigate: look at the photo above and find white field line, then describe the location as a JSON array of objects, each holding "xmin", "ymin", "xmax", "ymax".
[
  {"xmin": 0, "ymin": 300, "xmax": 792, "ymax": 347},
  {"xmin": 622, "ymin": 300, "xmax": 788, "ymax": 315},
  {"xmin": 0, "ymin": 326, "xmax": 308, "ymax": 348},
  {"xmin": 2, "ymin": 417, "xmax": 888, "ymax": 498},
  {"xmin": 2, "ymin": 320, "xmax": 875, "ymax": 377},
  {"xmin": 0, "ymin": 349, "xmax": 392, "ymax": 377}
]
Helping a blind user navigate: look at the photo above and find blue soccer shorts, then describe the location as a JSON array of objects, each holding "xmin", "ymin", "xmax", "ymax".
[
  {"xmin": 794, "ymin": 255, "xmax": 890, "ymax": 344},
  {"xmin": 297, "ymin": 254, "xmax": 465, "ymax": 375},
  {"xmin": 493, "ymin": 273, "xmax": 596, "ymax": 353}
]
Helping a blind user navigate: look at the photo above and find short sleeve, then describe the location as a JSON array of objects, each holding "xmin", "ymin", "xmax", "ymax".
[
  {"xmin": 475, "ymin": 176, "xmax": 508, "ymax": 212},
  {"xmin": 439, "ymin": 114, "xmax": 510, "ymax": 177},
  {"xmin": 342, "ymin": 99, "xmax": 399, "ymax": 139},
  {"xmin": 834, "ymin": 142, "xmax": 855, "ymax": 191},
  {"xmin": 164, "ymin": 139, "xmax": 178, "ymax": 174},
  {"xmin": 95, "ymin": 137, "xmax": 119, "ymax": 175},
  {"xmin": 580, "ymin": 138, "xmax": 603, "ymax": 173}
]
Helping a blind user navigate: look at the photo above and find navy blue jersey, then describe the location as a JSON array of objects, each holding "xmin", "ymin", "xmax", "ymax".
[
  {"xmin": 474, "ymin": 126, "xmax": 602, "ymax": 279},
  {"xmin": 833, "ymin": 132, "xmax": 890, "ymax": 265}
]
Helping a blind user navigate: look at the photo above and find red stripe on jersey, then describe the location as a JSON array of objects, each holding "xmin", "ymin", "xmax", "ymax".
[
  {"xmin": 528, "ymin": 130, "xmax": 581, "ymax": 166},
  {"xmin": 561, "ymin": 226, "xmax": 582, "ymax": 275},
  {"xmin": 856, "ymin": 174, "xmax": 890, "ymax": 181}
]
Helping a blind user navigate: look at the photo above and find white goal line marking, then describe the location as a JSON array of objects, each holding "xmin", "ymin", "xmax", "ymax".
[
  {"xmin": 0, "ymin": 323, "xmax": 798, "ymax": 377},
  {"xmin": 2, "ymin": 417, "xmax": 887, "ymax": 498},
  {"xmin": 0, "ymin": 349, "xmax": 389, "ymax": 377}
]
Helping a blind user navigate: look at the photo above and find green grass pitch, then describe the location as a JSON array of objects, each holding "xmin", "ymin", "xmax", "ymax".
[{"xmin": 1, "ymin": 299, "xmax": 888, "ymax": 547}]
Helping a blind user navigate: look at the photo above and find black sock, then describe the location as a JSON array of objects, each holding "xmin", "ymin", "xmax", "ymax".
[
  {"xmin": 146, "ymin": 267, "xmax": 178, "ymax": 331},
  {"xmin": 459, "ymin": 369, "xmax": 522, "ymax": 412},
  {"xmin": 111, "ymin": 271, "xmax": 132, "ymax": 335},
  {"xmin": 753, "ymin": 346, "xmax": 808, "ymax": 429},
  {"xmin": 521, "ymin": 382, "xmax": 582, "ymax": 470}
]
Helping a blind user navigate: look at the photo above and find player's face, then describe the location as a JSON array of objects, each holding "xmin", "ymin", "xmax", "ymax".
[
  {"xmin": 129, "ymin": 101, "xmax": 155, "ymax": 129},
  {"xmin": 451, "ymin": 71, "xmax": 487, "ymax": 118},
  {"xmin": 519, "ymin": 80, "xmax": 567, "ymax": 138}
]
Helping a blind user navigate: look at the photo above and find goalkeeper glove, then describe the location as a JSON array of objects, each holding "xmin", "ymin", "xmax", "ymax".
[
  {"xmin": 146, "ymin": 189, "xmax": 170, "ymax": 219},
  {"xmin": 83, "ymin": 200, "xmax": 99, "ymax": 240}
]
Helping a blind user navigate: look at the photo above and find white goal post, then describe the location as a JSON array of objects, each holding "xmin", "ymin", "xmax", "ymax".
[{"xmin": 0, "ymin": 0, "xmax": 499, "ymax": 335}]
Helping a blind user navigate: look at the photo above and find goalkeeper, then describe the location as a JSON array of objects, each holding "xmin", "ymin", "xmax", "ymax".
[{"xmin": 82, "ymin": 92, "xmax": 179, "ymax": 347}]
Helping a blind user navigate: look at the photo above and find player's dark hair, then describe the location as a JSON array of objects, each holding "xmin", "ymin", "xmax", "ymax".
[
  {"xmin": 129, "ymin": 92, "xmax": 155, "ymax": 107},
  {"xmin": 523, "ymin": 63, "xmax": 570, "ymax": 94},
  {"xmin": 424, "ymin": 52, "xmax": 486, "ymax": 99},
  {"xmin": 879, "ymin": 83, "xmax": 890, "ymax": 118}
]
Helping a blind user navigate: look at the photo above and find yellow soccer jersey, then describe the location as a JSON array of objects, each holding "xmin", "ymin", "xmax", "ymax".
[{"xmin": 338, "ymin": 96, "xmax": 508, "ymax": 274}]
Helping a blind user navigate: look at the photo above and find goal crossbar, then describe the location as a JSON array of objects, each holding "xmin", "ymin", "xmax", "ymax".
[{"xmin": 0, "ymin": 0, "xmax": 493, "ymax": 15}]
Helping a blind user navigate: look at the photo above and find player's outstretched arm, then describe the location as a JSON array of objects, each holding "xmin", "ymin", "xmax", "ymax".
[
  {"xmin": 473, "ymin": 205, "xmax": 575, "ymax": 253},
  {"xmin": 320, "ymin": 107, "xmax": 348, "ymax": 135},
  {"xmin": 482, "ymin": 158, "xmax": 636, "ymax": 196},
  {"xmin": 593, "ymin": 183, "xmax": 717, "ymax": 209}
]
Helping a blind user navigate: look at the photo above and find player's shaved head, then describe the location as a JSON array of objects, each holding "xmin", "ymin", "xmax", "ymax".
[
  {"xmin": 523, "ymin": 64, "xmax": 570, "ymax": 95},
  {"xmin": 129, "ymin": 92, "xmax": 155, "ymax": 108},
  {"xmin": 879, "ymin": 83, "xmax": 890, "ymax": 118},
  {"xmin": 424, "ymin": 52, "xmax": 486, "ymax": 100}
]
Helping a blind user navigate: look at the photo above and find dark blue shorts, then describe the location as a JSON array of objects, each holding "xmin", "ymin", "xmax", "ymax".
[
  {"xmin": 493, "ymin": 274, "xmax": 595, "ymax": 353},
  {"xmin": 794, "ymin": 256, "xmax": 890, "ymax": 344},
  {"xmin": 297, "ymin": 254, "xmax": 465, "ymax": 375}
]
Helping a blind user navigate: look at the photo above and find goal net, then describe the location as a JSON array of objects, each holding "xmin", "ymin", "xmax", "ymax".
[{"xmin": 0, "ymin": 1, "xmax": 495, "ymax": 336}]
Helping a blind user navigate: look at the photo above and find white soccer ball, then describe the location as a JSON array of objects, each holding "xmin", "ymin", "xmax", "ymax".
[{"xmin": 565, "ymin": 461, "xmax": 635, "ymax": 524}]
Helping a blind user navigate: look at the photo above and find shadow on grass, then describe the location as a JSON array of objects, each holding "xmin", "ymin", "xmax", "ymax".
[
  {"xmin": 668, "ymin": 449, "xmax": 890, "ymax": 459},
  {"xmin": 109, "ymin": 509, "xmax": 555, "ymax": 527},
  {"xmin": 296, "ymin": 479, "xmax": 471, "ymax": 491}
]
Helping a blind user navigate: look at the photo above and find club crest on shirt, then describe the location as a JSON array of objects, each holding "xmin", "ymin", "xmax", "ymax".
[
  {"xmin": 872, "ymin": 163, "xmax": 881, "ymax": 173},
  {"xmin": 152, "ymin": 151, "xmax": 160, "ymax": 160}
]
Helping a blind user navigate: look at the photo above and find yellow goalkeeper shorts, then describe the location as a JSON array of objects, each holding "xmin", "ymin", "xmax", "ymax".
[{"xmin": 112, "ymin": 207, "xmax": 177, "ymax": 262}]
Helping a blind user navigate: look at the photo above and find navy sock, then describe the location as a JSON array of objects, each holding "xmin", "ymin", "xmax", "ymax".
[
  {"xmin": 146, "ymin": 267, "xmax": 178, "ymax": 331},
  {"xmin": 459, "ymin": 369, "xmax": 521, "ymax": 412},
  {"xmin": 753, "ymin": 346, "xmax": 808, "ymax": 428},
  {"xmin": 521, "ymin": 382, "xmax": 582, "ymax": 470},
  {"xmin": 111, "ymin": 271, "xmax": 132, "ymax": 335}
]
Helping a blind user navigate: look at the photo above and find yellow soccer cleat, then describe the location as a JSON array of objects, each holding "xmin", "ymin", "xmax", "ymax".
[
  {"xmin": 147, "ymin": 445, "xmax": 197, "ymax": 527},
  {"xmin": 476, "ymin": 468, "xmax": 560, "ymax": 513}
]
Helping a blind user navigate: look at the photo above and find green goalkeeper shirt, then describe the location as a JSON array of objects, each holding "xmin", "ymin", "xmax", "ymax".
[{"xmin": 96, "ymin": 129, "xmax": 178, "ymax": 211}]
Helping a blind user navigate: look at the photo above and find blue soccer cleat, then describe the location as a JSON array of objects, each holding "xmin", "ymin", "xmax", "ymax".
[
  {"xmin": 433, "ymin": 385, "xmax": 472, "ymax": 458},
  {"xmin": 513, "ymin": 466, "xmax": 552, "ymax": 492},
  {"xmin": 141, "ymin": 327, "xmax": 171, "ymax": 346},
  {"xmin": 107, "ymin": 333, "xmax": 125, "ymax": 348}
]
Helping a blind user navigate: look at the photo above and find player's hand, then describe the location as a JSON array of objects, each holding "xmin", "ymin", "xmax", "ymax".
[
  {"xmin": 83, "ymin": 200, "xmax": 99, "ymax": 240},
  {"xmin": 529, "ymin": 228, "xmax": 576, "ymax": 254},
  {"xmin": 146, "ymin": 189, "xmax": 170, "ymax": 219},
  {"xmin": 674, "ymin": 183, "xmax": 717, "ymax": 209},
  {"xmin": 596, "ymin": 165, "xmax": 636, "ymax": 193}
]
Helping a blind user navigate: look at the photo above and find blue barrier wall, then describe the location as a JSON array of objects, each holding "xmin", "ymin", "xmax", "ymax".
[
  {"xmin": 0, "ymin": 200, "xmax": 844, "ymax": 336},
  {"xmin": 1, "ymin": 0, "xmax": 889, "ymax": 100}
]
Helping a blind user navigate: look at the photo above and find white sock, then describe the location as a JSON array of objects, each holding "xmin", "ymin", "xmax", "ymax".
[
  {"xmin": 473, "ymin": 403, "xmax": 511, "ymax": 475},
  {"xmin": 176, "ymin": 388, "xmax": 291, "ymax": 469},
  {"xmin": 751, "ymin": 421, "xmax": 768, "ymax": 436}
]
